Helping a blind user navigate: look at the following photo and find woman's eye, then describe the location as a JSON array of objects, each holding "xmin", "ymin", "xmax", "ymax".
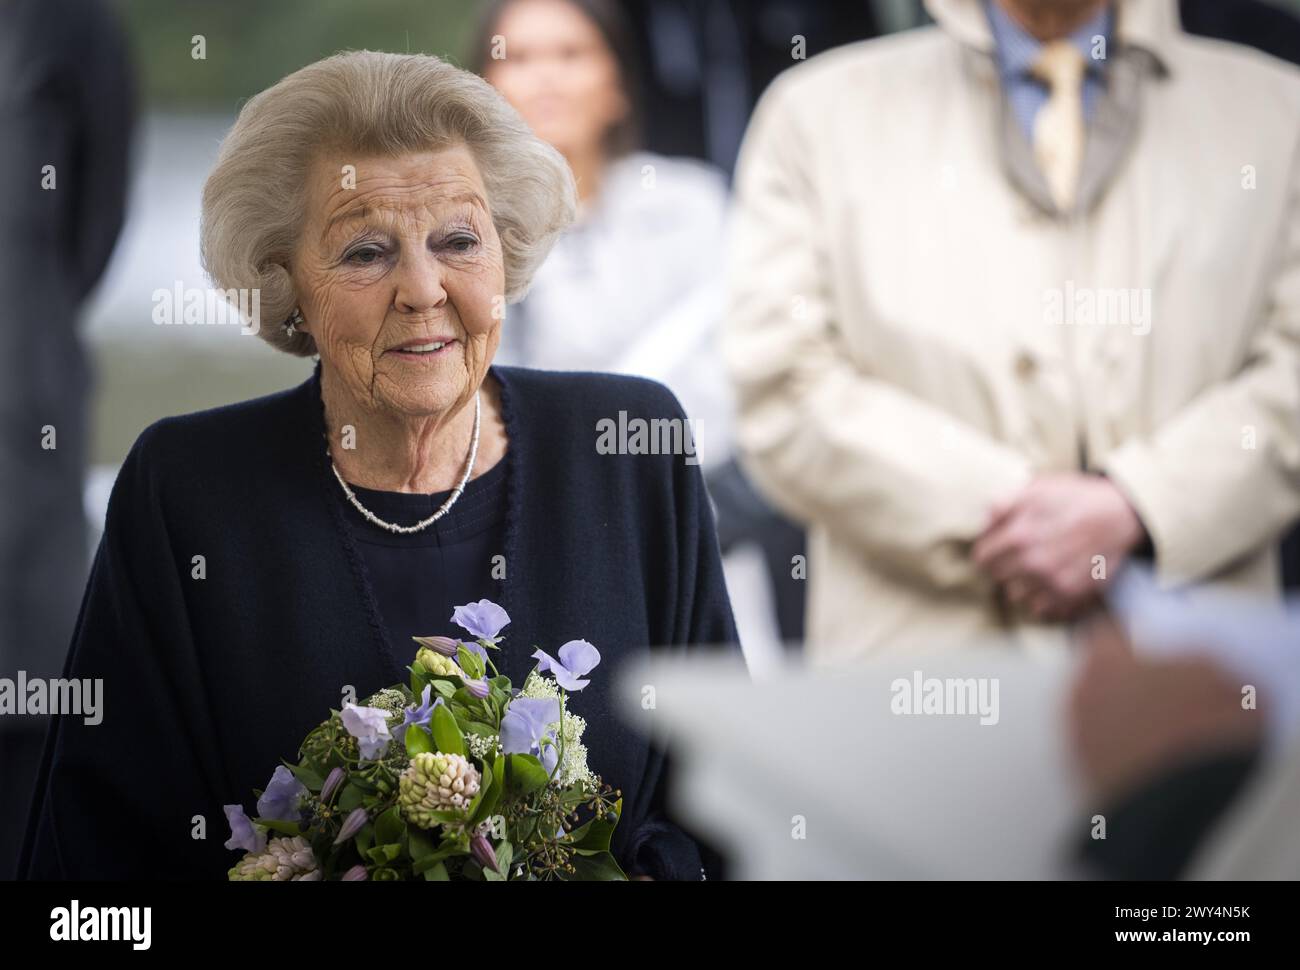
[
  {"xmin": 447, "ymin": 234, "xmax": 478, "ymax": 253},
  {"xmin": 346, "ymin": 246, "xmax": 383, "ymax": 265}
]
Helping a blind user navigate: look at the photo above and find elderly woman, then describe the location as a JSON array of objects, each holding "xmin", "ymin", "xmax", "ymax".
[{"xmin": 19, "ymin": 51, "xmax": 737, "ymax": 881}]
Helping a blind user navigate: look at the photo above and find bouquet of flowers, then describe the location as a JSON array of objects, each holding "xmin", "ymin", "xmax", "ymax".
[{"xmin": 223, "ymin": 600, "xmax": 625, "ymax": 880}]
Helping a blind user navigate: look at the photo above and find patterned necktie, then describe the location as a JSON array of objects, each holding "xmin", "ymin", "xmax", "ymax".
[{"xmin": 1031, "ymin": 40, "xmax": 1087, "ymax": 212}]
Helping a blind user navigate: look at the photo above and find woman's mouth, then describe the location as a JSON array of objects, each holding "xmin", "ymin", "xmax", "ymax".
[{"xmin": 389, "ymin": 339, "xmax": 457, "ymax": 360}]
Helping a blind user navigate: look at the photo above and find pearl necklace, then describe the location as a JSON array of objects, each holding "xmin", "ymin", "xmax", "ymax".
[{"xmin": 330, "ymin": 393, "xmax": 481, "ymax": 535}]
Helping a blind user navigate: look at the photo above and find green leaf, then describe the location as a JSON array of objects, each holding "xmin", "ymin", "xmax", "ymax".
[
  {"xmin": 253, "ymin": 817, "xmax": 303, "ymax": 837},
  {"xmin": 287, "ymin": 762, "xmax": 324, "ymax": 791},
  {"xmin": 469, "ymin": 761, "xmax": 502, "ymax": 829},
  {"xmin": 405, "ymin": 724, "xmax": 434, "ymax": 758},
  {"xmin": 423, "ymin": 862, "xmax": 450, "ymax": 881},
  {"xmin": 566, "ymin": 816, "xmax": 616, "ymax": 852},
  {"xmin": 568, "ymin": 799, "xmax": 621, "ymax": 854},
  {"xmin": 514, "ymin": 814, "xmax": 539, "ymax": 847},
  {"xmin": 456, "ymin": 644, "xmax": 486, "ymax": 681},
  {"xmin": 366, "ymin": 843, "xmax": 402, "ymax": 864},
  {"xmin": 338, "ymin": 784, "xmax": 364, "ymax": 814},
  {"xmin": 465, "ymin": 760, "xmax": 494, "ymax": 825},
  {"xmin": 408, "ymin": 828, "xmax": 437, "ymax": 862},
  {"xmin": 428, "ymin": 679, "xmax": 457, "ymax": 699},
  {"xmin": 495, "ymin": 841, "xmax": 514, "ymax": 878},
  {"xmin": 567, "ymin": 851, "xmax": 627, "ymax": 881},
  {"xmin": 374, "ymin": 806, "xmax": 404, "ymax": 845},
  {"xmin": 412, "ymin": 841, "xmax": 467, "ymax": 873},
  {"xmin": 432, "ymin": 703, "xmax": 466, "ymax": 757},
  {"xmin": 504, "ymin": 753, "xmax": 549, "ymax": 798},
  {"xmin": 463, "ymin": 720, "xmax": 497, "ymax": 738}
]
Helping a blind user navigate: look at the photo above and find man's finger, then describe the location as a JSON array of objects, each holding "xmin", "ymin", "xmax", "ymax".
[{"xmin": 972, "ymin": 509, "xmax": 1030, "ymax": 571}]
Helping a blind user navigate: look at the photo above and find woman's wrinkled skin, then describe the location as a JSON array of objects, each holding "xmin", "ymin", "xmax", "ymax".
[{"xmin": 289, "ymin": 144, "xmax": 509, "ymax": 494}]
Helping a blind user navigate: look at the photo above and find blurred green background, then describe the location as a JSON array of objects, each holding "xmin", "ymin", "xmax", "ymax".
[{"xmin": 124, "ymin": 0, "xmax": 479, "ymax": 108}]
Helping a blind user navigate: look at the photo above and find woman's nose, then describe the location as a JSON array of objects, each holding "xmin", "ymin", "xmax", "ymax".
[{"xmin": 393, "ymin": 251, "xmax": 448, "ymax": 314}]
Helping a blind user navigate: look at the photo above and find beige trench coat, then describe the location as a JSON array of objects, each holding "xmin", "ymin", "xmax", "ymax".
[{"xmin": 724, "ymin": 0, "xmax": 1300, "ymax": 659}]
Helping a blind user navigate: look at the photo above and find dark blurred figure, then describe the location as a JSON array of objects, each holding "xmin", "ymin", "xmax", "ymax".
[
  {"xmin": 621, "ymin": 0, "xmax": 881, "ymax": 176},
  {"xmin": 0, "ymin": 0, "xmax": 134, "ymax": 879},
  {"xmin": 1181, "ymin": 0, "xmax": 1300, "ymax": 67},
  {"xmin": 616, "ymin": 0, "xmax": 885, "ymax": 646}
]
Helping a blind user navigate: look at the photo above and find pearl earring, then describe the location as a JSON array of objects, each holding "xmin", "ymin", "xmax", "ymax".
[{"xmin": 284, "ymin": 307, "xmax": 305, "ymax": 336}]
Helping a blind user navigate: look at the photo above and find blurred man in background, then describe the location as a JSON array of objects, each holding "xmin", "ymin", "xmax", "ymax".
[
  {"xmin": 0, "ymin": 0, "xmax": 134, "ymax": 877},
  {"xmin": 724, "ymin": 0, "xmax": 1300, "ymax": 660}
]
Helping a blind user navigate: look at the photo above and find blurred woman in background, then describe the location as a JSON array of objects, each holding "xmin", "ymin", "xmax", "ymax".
[
  {"xmin": 473, "ymin": 0, "xmax": 732, "ymax": 464},
  {"xmin": 474, "ymin": 0, "xmax": 803, "ymax": 660}
]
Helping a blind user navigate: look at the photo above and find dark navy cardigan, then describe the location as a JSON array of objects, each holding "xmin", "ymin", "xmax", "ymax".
[{"xmin": 20, "ymin": 364, "xmax": 739, "ymax": 880}]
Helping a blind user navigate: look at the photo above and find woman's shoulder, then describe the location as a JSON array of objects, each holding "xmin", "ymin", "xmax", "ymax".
[
  {"xmin": 122, "ymin": 375, "xmax": 314, "ymax": 484},
  {"xmin": 494, "ymin": 366, "xmax": 688, "ymax": 424},
  {"xmin": 495, "ymin": 367, "xmax": 706, "ymax": 475}
]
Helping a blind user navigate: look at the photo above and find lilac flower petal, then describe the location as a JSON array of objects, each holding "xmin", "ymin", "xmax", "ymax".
[
  {"xmin": 499, "ymin": 710, "xmax": 533, "ymax": 756},
  {"xmin": 451, "ymin": 600, "xmax": 511, "ymax": 641},
  {"xmin": 465, "ymin": 678, "xmax": 490, "ymax": 699},
  {"xmin": 223, "ymin": 804, "xmax": 266, "ymax": 854},
  {"xmin": 540, "ymin": 739, "xmax": 558, "ymax": 775},
  {"xmin": 500, "ymin": 697, "xmax": 560, "ymax": 755},
  {"xmin": 552, "ymin": 668, "xmax": 591, "ymax": 692},
  {"xmin": 341, "ymin": 864, "xmax": 369, "ymax": 881},
  {"xmin": 513, "ymin": 697, "xmax": 560, "ymax": 739},
  {"xmin": 557, "ymin": 639, "xmax": 601, "ymax": 678},
  {"xmin": 398, "ymin": 685, "xmax": 443, "ymax": 742},
  {"xmin": 257, "ymin": 765, "xmax": 308, "ymax": 822},
  {"xmin": 341, "ymin": 703, "xmax": 392, "ymax": 762},
  {"xmin": 532, "ymin": 647, "xmax": 591, "ymax": 692}
]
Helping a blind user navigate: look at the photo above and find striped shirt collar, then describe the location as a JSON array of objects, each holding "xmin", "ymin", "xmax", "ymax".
[{"xmin": 985, "ymin": 1, "xmax": 1113, "ymax": 81}]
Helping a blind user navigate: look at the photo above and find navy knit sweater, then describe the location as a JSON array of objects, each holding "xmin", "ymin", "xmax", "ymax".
[{"xmin": 20, "ymin": 364, "xmax": 739, "ymax": 880}]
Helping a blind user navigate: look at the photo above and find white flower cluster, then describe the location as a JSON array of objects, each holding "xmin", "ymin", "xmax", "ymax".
[
  {"xmin": 364, "ymin": 687, "xmax": 409, "ymax": 715},
  {"xmin": 466, "ymin": 731, "xmax": 501, "ymax": 760},
  {"xmin": 520, "ymin": 672, "xmax": 598, "ymax": 792}
]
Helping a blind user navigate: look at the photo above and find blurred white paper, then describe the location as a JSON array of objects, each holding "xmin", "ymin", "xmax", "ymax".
[
  {"xmin": 621, "ymin": 649, "xmax": 1085, "ymax": 879},
  {"xmin": 622, "ymin": 570, "xmax": 1300, "ymax": 879}
]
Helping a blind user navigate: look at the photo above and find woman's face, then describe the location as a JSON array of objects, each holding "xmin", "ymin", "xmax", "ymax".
[
  {"xmin": 484, "ymin": 0, "xmax": 628, "ymax": 161},
  {"xmin": 290, "ymin": 145, "xmax": 505, "ymax": 420}
]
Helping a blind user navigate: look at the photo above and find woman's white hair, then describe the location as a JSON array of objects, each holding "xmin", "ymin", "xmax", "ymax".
[{"xmin": 201, "ymin": 50, "xmax": 577, "ymax": 356}]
